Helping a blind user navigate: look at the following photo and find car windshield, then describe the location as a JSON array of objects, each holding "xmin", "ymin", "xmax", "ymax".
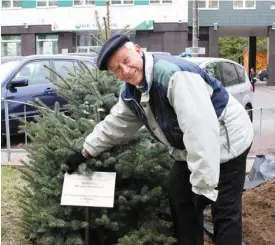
[{"xmin": 0, "ymin": 61, "xmax": 20, "ymax": 83}]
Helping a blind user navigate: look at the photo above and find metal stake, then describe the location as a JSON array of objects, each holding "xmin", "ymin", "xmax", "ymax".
[
  {"xmin": 4, "ymin": 100, "xmax": 11, "ymax": 162},
  {"xmin": 259, "ymin": 107, "xmax": 263, "ymax": 154},
  {"xmin": 85, "ymin": 207, "xmax": 89, "ymax": 245},
  {"xmin": 24, "ymin": 104, "xmax": 28, "ymax": 147}
]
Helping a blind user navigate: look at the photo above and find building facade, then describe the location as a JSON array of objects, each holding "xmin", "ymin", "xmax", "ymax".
[
  {"xmin": 187, "ymin": 0, "xmax": 275, "ymax": 85},
  {"xmin": 1, "ymin": 0, "xmax": 188, "ymax": 56},
  {"xmin": 1, "ymin": 0, "xmax": 275, "ymax": 84}
]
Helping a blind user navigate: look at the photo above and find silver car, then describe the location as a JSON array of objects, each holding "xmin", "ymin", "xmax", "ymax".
[{"xmin": 181, "ymin": 57, "xmax": 254, "ymax": 121}]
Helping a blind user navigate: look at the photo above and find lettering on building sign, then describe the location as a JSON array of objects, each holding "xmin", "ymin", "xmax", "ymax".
[{"xmin": 75, "ymin": 23, "xmax": 118, "ymax": 30}]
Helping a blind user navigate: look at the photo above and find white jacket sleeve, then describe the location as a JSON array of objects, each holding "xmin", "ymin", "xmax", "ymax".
[
  {"xmin": 83, "ymin": 97, "xmax": 143, "ymax": 157},
  {"xmin": 167, "ymin": 71, "xmax": 220, "ymax": 201}
]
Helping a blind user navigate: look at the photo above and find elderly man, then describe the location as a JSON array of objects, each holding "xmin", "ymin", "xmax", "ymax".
[{"xmin": 65, "ymin": 34, "xmax": 254, "ymax": 245}]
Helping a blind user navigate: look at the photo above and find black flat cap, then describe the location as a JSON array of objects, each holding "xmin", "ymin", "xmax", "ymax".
[{"xmin": 97, "ymin": 34, "xmax": 130, "ymax": 70}]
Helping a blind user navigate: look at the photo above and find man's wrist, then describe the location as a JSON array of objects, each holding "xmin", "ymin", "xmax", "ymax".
[{"xmin": 81, "ymin": 149, "xmax": 91, "ymax": 159}]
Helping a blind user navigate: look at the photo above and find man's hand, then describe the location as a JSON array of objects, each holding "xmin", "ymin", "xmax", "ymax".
[{"xmin": 64, "ymin": 151, "xmax": 87, "ymax": 174}]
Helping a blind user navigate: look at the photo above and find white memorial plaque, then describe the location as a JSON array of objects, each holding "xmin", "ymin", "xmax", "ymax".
[{"xmin": 61, "ymin": 172, "xmax": 116, "ymax": 208}]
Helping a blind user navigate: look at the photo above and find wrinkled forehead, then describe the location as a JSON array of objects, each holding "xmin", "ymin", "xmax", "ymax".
[{"xmin": 107, "ymin": 46, "xmax": 131, "ymax": 70}]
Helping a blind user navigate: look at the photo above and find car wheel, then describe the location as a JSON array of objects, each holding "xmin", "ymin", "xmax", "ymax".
[
  {"xmin": 245, "ymin": 105, "xmax": 253, "ymax": 122},
  {"xmin": 263, "ymin": 76, "xmax": 267, "ymax": 81}
]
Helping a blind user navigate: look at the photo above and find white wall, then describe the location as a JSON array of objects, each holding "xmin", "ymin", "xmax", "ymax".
[{"xmin": 0, "ymin": 0, "xmax": 188, "ymax": 29}]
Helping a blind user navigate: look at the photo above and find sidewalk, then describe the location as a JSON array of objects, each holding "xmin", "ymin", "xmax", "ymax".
[
  {"xmin": 1, "ymin": 151, "xmax": 28, "ymax": 166},
  {"xmin": 255, "ymin": 80, "xmax": 275, "ymax": 89},
  {"xmin": 1, "ymin": 151, "xmax": 256, "ymax": 174}
]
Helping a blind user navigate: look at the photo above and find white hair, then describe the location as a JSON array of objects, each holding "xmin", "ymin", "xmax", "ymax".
[{"xmin": 123, "ymin": 41, "xmax": 135, "ymax": 50}]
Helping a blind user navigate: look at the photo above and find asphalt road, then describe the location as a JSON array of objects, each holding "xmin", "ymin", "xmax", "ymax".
[{"xmin": 250, "ymin": 85, "xmax": 275, "ymax": 156}]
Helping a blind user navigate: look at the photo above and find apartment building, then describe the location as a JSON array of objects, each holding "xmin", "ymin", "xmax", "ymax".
[
  {"xmin": 1, "ymin": 0, "xmax": 188, "ymax": 56},
  {"xmin": 188, "ymin": 0, "xmax": 275, "ymax": 85},
  {"xmin": 1, "ymin": 0, "xmax": 275, "ymax": 84}
]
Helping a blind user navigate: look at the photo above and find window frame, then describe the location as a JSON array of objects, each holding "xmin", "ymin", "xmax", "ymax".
[
  {"xmin": 233, "ymin": 0, "xmax": 256, "ymax": 9},
  {"xmin": 234, "ymin": 64, "xmax": 246, "ymax": 84},
  {"xmin": 219, "ymin": 62, "xmax": 240, "ymax": 87},
  {"xmin": 36, "ymin": 0, "xmax": 57, "ymax": 8},
  {"xmin": 110, "ymin": 0, "xmax": 134, "ymax": 5},
  {"xmin": 52, "ymin": 59, "xmax": 80, "ymax": 81},
  {"xmin": 1, "ymin": 35, "xmax": 22, "ymax": 57},
  {"xmin": 80, "ymin": 60, "xmax": 96, "ymax": 71},
  {"xmin": 14, "ymin": 60, "xmax": 51, "ymax": 86},
  {"xmin": 204, "ymin": 62, "xmax": 223, "ymax": 82},
  {"xmin": 36, "ymin": 34, "xmax": 58, "ymax": 55},
  {"xmin": 73, "ymin": 0, "xmax": 95, "ymax": 7},
  {"xmin": 198, "ymin": 0, "xmax": 219, "ymax": 10},
  {"xmin": 76, "ymin": 34, "xmax": 101, "ymax": 53},
  {"xmin": 1, "ymin": 0, "xmax": 22, "ymax": 8},
  {"xmin": 149, "ymin": 0, "xmax": 173, "ymax": 5}
]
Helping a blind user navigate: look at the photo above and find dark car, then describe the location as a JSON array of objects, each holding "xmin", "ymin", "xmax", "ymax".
[
  {"xmin": 1, "ymin": 54, "xmax": 96, "ymax": 135},
  {"xmin": 257, "ymin": 69, "xmax": 268, "ymax": 81}
]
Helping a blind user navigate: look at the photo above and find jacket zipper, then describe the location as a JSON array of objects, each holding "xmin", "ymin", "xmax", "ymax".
[
  {"xmin": 124, "ymin": 98, "xmax": 146, "ymax": 118},
  {"xmin": 124, "ymin": 97, "xmax": 158, "ymax": 139}
]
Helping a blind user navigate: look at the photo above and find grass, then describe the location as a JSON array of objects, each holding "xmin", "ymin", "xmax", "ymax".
[{"xmin": 1, "ymin": 166, "xmax": 29, "ymax": 245}]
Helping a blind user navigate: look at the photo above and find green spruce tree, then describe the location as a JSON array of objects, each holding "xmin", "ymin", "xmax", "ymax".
[{"xmin": 17, "ymin": 8, "xmax": 175, "ymax": 245}]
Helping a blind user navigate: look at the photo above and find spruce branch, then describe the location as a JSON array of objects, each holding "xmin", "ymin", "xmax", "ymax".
[
  {"xmin": 79, "ymin": 60, "xmax": 96, "ymax": 79},
  {"xmin": 44, "ymin": 65, "xmax": 71, "ymax": 89}
]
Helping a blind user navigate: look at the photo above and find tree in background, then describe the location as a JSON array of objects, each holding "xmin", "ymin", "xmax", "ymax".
[
  {"xmin": 219, "ymin": 36, "xmax": 268, "ymax": 71},
  {"xmin": 218, "ymin": 37, "xmax": 248, "ymax": 63},
  {"xmin": 17, "ymin": 6, "xmax": 175, "ymax": 245}
]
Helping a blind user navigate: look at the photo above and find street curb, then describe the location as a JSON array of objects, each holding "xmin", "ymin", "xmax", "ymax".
[{"xmin": 2, "ymin": 162, "xmax": 26, "ymax": 167}]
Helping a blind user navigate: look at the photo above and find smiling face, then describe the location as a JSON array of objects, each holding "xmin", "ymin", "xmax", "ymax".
[{"xmin": 107, "ymin": 43, "xmax": 144, "ymax": 86}]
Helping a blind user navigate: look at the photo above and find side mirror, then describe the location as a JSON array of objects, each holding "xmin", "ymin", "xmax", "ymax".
[{"xmin": 8, "ymin": 78, "xmax": 28, "ymax": 88}]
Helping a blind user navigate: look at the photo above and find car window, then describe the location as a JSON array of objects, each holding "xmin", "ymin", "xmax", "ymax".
[
  {"xmin": 220, "ymin": 62, "xmax": 239, "ymax": 87},
  {"xmin": 15, "ymin": 60, "xmax": 50, "ymax": 85},
  {"xmin": 82, "ymin": 61, "xmax": 96, "ymax": 71},
  {"xmin": 53, "ymin": 60, "xmax": 80, "ymax": 81},
  {"xmin": 234, "ymin": 64, "xmax": 246, "ymax": 84},
  {"xmin": 204, "ymin": 62, "xmax": 222, "ymax": 82},
  {"xmin": 0, "ymin": 61, "xmax": 20, "ymax": 83}
]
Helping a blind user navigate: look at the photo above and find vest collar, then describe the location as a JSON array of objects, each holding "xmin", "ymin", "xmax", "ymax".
[{"xmin": 135, "ymin": 51, "xmax": 154, "ymax": 94}]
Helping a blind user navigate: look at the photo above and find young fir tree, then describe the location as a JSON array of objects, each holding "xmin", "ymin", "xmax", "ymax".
[{"xmin": 17, "ymin": 7, "xmax": 176, "ymax": 245}]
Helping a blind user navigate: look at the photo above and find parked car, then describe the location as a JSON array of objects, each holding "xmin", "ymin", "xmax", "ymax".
[
  {"xmin": 178, "ymin": 57, "xmax": 254, "ymax": 121},
  {"xmin": 257, "ymin": 69, "xmax": 268, "ymax": 81},
  {"xmin": 1, "ymin": 56, "xmax": 24, "ymax": 64},
  {"xmin": 68, "ymin": 52, "xmax": 98, "ymax": 58},
  {"xmin": 1, "ymin": 55, "xmax": 96, "ymax": 136}
]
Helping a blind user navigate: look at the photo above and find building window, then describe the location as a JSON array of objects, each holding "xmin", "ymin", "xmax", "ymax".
[
  {"xmin": 1, "ymin": 35, "xmax": 21, "ymax": 57},
  {"xmin": 36, "ymin": 0, "xmax": 57, "ymax": 7},
  {"xmin": 76, "ymin": 34, "xmax": 100, "ymax": 53},
  {"xmin": 233, "ymin": 0, "xmax": 255, "ymax": 9},
  {"xmin": 271, "ymin": 0, "xmax": 275, "ymax": 8},
  {"xmin": 73, "ymin": 0, "xmax": 95, "ymax": 6},
  {"xmin": 149, "ymin": 0, "xmax": 172, "ymax": 4},
  {"xmin": 110, "ymin": 0, "xmax": 133, "ymax": 5},
  {"xmin": 198, "ymin": 0, "xmax": 218, "ymax": 9},
  {"xmin": 36, "ymin": 34, "xmax": 58, "ymax": 55},
  {"xmin": 1, "ymin": 0, "xmax": 21, "ymax": 8}
]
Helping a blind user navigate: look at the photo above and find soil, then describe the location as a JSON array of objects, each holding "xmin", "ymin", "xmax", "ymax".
[
  {"xmin": 204, "ymin": 180, "xmax": 275, "ymax": 245},
  {"xmin": 242, "ymin": 180, "xmax": 275, "ymax": 245}
]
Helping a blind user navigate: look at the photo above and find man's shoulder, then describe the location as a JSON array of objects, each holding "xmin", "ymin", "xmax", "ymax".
[
  {"xmin": 152, "ymin": 55, "xmax": 202, "ymax": 85},
  {"xmin": 153, "ymin": 56, "xmax": 181, "ymax": 86}
]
